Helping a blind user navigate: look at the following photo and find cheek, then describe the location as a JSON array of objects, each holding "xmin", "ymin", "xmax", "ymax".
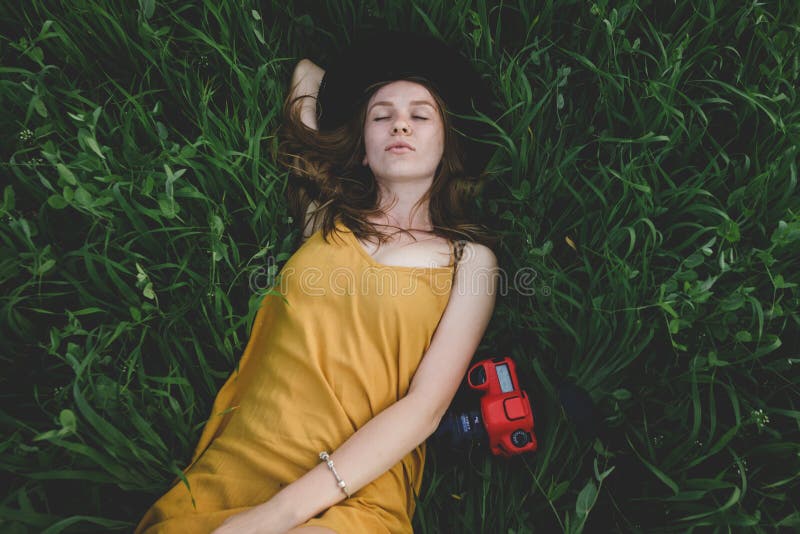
[
  {"xmin": 430, "ymin": 122, "xmax": 444, "ymax": 144},
  {"xmin": 362, "ymin": 130, "xmax": 376, "ymax": 160},
  {"xmin": 432, "ymin": 129, "xmax": 445, "ymax": 157},
  {"xmin": 363, "ymin": 128, "xmax": 385, "ymax": 166},
  {"xmin": 365, "ymin": 126, "xmax": 383, "ymax": 149}
]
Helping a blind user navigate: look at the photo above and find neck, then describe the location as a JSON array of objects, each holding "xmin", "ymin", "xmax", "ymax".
[{"xmin": 373, "ymin": 177, "xmax": 434, "ymax": 231}]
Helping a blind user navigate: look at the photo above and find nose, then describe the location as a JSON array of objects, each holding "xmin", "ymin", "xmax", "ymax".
[{"xmin": 392, "ymin": 120, "xmax": 410, "ymax": 135}]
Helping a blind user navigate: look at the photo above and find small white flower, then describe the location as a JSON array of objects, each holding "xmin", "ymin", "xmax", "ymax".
[
  {"xmin": 751, "ymin": 409, "xmax": 770, "ymax": 429},
  {"xmin": 19, "ymin": 128, "xmax": 34, "ymax": 142}
]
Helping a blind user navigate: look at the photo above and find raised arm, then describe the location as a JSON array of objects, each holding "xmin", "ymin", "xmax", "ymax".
[
  {"xmin": 289, "ymin": 58, "xmax": 325, "ymax": 131},
  {"xmin": 212, "ymin": 243, "xmax": 499, "ymax": 533},
  {"xmin": 286, "ymin": 59, "xmax": 328, "ymax": 242}
]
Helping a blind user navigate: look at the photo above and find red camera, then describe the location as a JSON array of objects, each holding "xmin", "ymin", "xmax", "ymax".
[{"xmin": 467, "ymin": 356, "xmax": 537, "ymax": 456}]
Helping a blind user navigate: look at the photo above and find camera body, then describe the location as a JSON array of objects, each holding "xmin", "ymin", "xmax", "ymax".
[
  {"xmin": 433, "ymin": 356, "xmax": 537, "ymax": 457},
  {"xmin": 469, "ymin": 356, "xmax": 537, "ymax": 456}
]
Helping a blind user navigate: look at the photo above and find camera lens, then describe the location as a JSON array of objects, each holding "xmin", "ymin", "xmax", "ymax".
[
  {"xmin": 511, "ymin": 430, "xmax": 530, "ymax": 447},
  {"xmin": 432, "ymin": 409, "xmax": 486, "ymax": 449}
]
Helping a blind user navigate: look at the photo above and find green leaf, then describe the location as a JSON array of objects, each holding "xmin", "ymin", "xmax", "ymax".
[
  {"xmin": 2, "ymin": 184, "xmax": 14, "ymax": 211},
  {"xmin": 37, "ymin": 259, "xmax": 56, "ymax": 275},
  {"xmin": 139, "ymin": 0, "xmax": 155, "ymax": 19},
  {"xmin": 548, "ymin": 480, "xmax": 569, "ymax": 500},
  {"xmin": 29, "ymin": 46, "xmax": 45, "ymax": 65},
  {"xmin": 59, "ymin": 409, "xmax": 77, "ymax": 433},
  {"xmin": 777, "ymin": 512, "xmax": 800, "ymax": 527},
  {"xmin": 47, "ymin": 195, "xmax": 68, "ymax": 209},
  {"xmin": 717, "ymin": 220, "xmax": 741, "ymax": 243},
  {"xmin": 155, "ymin": 121, "xmax": 168, "ymax": 140},
  {"xmin": 720, "ymin": 292, "xmax": 745, "ymax": 311},
  {"xmin": 74, "ymin": 187, "xmax": 92, "ymax": 206},
  {"xmin": 91, "ymin": 106, "xmax": 102, "ymax": 126},
  {"xmin": 612, "ymin": 389, "xmax": 631, "ymax": 401},
  {"xmin": 659, "ymin": 301, "xmax": 679, "ymax": 319},
  {"xmin": 627, "ymin": 435, "xmax": 679, "ymax": 494},
  {"xmin": 33, "ymin": 429, "xmax": 59, "ymax": 442},
  {"xmin": 575, "ymin": 480, "xmax": 597, "ymax": 517},
  {"xmin": 708, "ymin": 351, "xmax": 730, "ymax": 367},
  {"xmin": 530, "ymin": 240, "xmax": 553, "ymax": 256},
  {"xmin": 593, "ymin": 458, "xmax": 615, "ymax": 482},
  {"xmin": 210, "ymin": 215, "xmax": 224, "ymax": 238},
  {"xmin": 135, "ymin": 262, "xmax": 147, "ymax": 283},
  {"xmin": 684, "ymin": 252, "xmax": 704, "ymax": 268},
  {"xmin": 158, "ymin": 196, "xmax": 179, "ymax": 218},
  {"xmin": 83, "ymin": 135, "xmax": 106, "ymax": 159},
  {"xmin": 773, "ymin": 274, "xmax": 797, "ymax": 289},
  {"xmin": 512, "ymin": 180, "xmax": 531, "ymax": 200},
  {"xmin": 143, "ymin": 283, "xmax": 155, "ymax": 300},
  {"xmin": 734, "ymin": 331, "xmax": 752, "ymax": 343},
  {"xmin": 33, "ymin": 96, "xmax": 48, "ymax": 117},
  {"xmin": 56, "ymin": 164, "xmax": 77, "ymax": 185},
  {"xmin": 253, "ymin": 26, "xmax": 266, "ymax": 45}
]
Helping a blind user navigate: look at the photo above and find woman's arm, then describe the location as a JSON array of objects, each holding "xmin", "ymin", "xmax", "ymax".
[
  {"xmin": 288, "ymin": 59, "xmax": 328, "ymax": 242},
  {"xmin": 289, "ymin": 58, "xmax": 325, "ymax": 131},
  {"xmin": 239, "ymin": 243, "xmax": 500, "ymax": 531}
]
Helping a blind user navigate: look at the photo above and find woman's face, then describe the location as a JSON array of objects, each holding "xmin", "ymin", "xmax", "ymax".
[{"xmin": 362, "ymin": 80, "xmax": 444, "ymax": 183}]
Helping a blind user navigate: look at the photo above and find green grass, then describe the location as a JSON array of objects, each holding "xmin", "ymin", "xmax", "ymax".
[{"xmin": 1, "ymin": 0, "xmax": 799, "ymax": 532}]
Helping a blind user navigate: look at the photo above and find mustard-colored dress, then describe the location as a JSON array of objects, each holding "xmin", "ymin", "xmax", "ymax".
[{"xmin": 135, "ymin": 218, "xmax": 461, "ymax": 533}]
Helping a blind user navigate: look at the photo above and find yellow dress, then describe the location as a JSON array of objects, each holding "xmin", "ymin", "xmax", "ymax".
[{"xmin": 135, "ymin": 218, "xmax": 460, "ymax": 533}]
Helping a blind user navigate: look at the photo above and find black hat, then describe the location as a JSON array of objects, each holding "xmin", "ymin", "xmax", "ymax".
[{"xmin": 316, "ymin": 30, "xmax": 495, "ymax": 176}]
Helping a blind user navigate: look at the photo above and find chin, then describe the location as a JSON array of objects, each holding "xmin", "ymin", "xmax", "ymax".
[
  {"xmin": 377, "ymin": 170, "xmax": 436, "ymax": 182},
  {"xmin": 376, "ymin": 163, "xmax": 438, "ymax": 178}
]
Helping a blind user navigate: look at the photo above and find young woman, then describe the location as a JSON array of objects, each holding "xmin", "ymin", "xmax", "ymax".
[{"xmin": 134, "ymin": 30, "xmax": 499, "ymax": 534}]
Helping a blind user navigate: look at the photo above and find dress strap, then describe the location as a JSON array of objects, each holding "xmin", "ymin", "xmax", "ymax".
[
  {"xmin": 451, "ymin": 239, "xmax": 467, "ymax": 284},
  {"xmin": 453, "ymin": 239, "xmax": 467, "ymax": 265}
]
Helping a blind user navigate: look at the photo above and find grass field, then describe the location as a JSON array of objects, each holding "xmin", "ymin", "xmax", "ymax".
[{"xmin": 1, "ymin": 1, "xmax": 799, "ymax": 532}]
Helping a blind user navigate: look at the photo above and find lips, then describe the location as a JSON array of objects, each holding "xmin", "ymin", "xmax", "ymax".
[{"xmin": 385, "ymin": 142, "xmax": 414, "ymax": 151}]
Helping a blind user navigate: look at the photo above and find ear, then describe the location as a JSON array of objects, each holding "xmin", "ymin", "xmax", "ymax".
[{"xmin": 362, "ymin": 154, "xmax": 369, "ymax": 166}]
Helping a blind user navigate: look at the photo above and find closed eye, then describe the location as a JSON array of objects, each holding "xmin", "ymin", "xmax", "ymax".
[{"xmin": 373, "ymin": 116, "xmax": 429, "ymax": 121}]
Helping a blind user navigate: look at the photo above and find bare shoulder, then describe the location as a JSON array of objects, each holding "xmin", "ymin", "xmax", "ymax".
[
  {"xmin": 451, "ymin": 241, "xmax": 499, "ymax": 297},
  {"xmin": 458, "ymin": 241, "xmax": 498, "ymax": 269}
]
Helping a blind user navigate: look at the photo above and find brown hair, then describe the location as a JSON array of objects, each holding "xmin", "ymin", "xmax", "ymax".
[{"xmin": 274, "ymin": 76, "xmax": 497, "ymax": 252}]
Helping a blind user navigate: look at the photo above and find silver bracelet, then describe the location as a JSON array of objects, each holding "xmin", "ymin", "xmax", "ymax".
[{"xmin": 319, "ymin": 451, "xmax": 351, "ymax": 498}]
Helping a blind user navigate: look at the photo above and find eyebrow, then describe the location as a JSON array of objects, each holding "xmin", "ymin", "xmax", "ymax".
[{"xmin": 368, "ymin": 100, "xmax": 436, "ymax": 113}]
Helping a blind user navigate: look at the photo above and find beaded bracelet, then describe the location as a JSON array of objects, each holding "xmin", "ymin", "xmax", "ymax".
[{"xmin": 319, "ymin": 451, "xmax": 351, "ymax": 498}]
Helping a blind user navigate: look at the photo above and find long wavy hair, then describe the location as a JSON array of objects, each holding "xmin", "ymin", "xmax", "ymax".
[{"xmin": 275, "ymin": 76, "xmax": 497, "ymax": 251}]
